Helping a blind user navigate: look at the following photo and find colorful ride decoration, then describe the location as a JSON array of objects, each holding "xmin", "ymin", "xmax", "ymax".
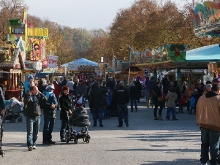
[
  {"xmin": 190, "ymin": 0, "xmax": 220, "ymax": 37},
  {"xmin": 131, "ymin": 44, "xmax": 187, "ymax": 64}
]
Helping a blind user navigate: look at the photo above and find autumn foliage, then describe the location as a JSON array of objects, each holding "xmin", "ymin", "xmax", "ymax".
[{"xmin": 0, "ymin": 0, "xmax": 218, "ymax": 64}]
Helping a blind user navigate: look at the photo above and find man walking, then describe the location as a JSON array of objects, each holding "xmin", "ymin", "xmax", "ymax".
[
  {"xmin": 196, "ymin": 84, "xmax": 220, "ymax": 165},
  {"xmin": 24, "ymin": 86, "xmax": 47, "ymax": 151},
  {"xmin": 89, "ymin": 81, "xmax": 104, "ymax": 127},
  {"xmin": 114, "ymin": 81, "xmax": 130, "ymax": 127}
]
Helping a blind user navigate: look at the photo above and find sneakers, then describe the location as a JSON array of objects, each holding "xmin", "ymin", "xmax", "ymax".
[
  {"xmin": 99, "ymin": 124, "xmax": 103, "ymax": 127},
  {"xmin": 61, "ymin": 138, "xmax": 65, "ymax": 142},
  {"xmin": 28, "ymin": 146, "xmax": 33, "ymax": 151},
  {"xmin": 172, "ymin": 118, "xmax": 178, "ymax": 121},
  {"xmin": 117, "ymin": 125, "xmax": 123, "ymax": 127},
  {"xmin": 33, "ymin": 146, "xmax": 36, "ymax": 149},
  {"xmin": 126, "ymin": 123, "xmax": 129, "ymax": 127}
]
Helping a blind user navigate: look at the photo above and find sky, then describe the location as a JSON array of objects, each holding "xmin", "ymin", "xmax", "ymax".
[{"xmin": 25, "ymin": 0, "xmax": 188, "ymax": 30}]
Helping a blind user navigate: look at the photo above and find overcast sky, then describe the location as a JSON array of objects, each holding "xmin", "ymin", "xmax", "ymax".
[{"xmin": 25, "ymin": 0, "xmax": 188, "ymax": 30}]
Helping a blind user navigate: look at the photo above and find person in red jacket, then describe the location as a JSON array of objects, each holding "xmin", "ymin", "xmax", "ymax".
[{"xmin": 53, "ymin": 80, "xmax": 61, "ymax": 110}]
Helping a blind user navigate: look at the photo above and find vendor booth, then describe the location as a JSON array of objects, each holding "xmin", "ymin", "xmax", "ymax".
[
  {"xmin": 0, "ymin": 47, "xmax": 25, "ymax": 100},
  {"xmin": 67, "ymin": 58, "xmax": 98, "ymax": 78}
]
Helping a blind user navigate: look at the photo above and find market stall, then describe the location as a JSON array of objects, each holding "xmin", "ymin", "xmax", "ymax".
[
  {"xmin": 0, "ymin": 47, "xmax": 25, "ymax": 100},
  {"xmin": 67, "ymin": 58, "xmax": 98, "ymax": 78}
]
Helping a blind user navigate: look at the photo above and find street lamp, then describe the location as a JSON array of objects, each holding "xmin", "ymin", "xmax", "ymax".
[{"xmin": 128, "ymin": 46, "xmax": 133, "ymax": 84}]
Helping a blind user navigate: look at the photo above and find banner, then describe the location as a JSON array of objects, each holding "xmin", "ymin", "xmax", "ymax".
[
  {"xmin": 190, "ymin": 1, "xmax": 220, "ymax": 37},
  {"xmin": 47, "ymin": 55, "xmax": 58, "ymax": 68},
  {"xmin": 131, "ymin": 44, "xmax": 186, "ymax": 64}
]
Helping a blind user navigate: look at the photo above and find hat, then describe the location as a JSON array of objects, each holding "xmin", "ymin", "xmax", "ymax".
[
  {"xmin": 46, "ymin": 85, "xmax": 55, "ymax": 91},
  {"xmin": 28, "ymin": 74, "xmax": 34, "ymax": 81}
]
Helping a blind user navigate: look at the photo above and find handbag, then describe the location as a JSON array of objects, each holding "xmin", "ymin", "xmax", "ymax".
[{"xmin": 152, "ymin": 90, "xmax": 164, "ymax": 102}]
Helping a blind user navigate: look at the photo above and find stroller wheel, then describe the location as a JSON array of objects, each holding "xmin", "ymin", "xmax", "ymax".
[
  {"xmin": 74, "ymin": 137, "xmax": 78, "ymax": 144},
  {"xmin": 0, "ymin": 150, "xmax": 5, "ymax": 157},
  {"xmin": 17, "ymin": 117, "xmax": 23, "ymax": 123},
  {"xmin": 9, "ymin": 118, "xmax": 16, "ymax": 123},
  {"xmin": 65, "ymin": 133, "xmax": 69, "ymax": 143}
]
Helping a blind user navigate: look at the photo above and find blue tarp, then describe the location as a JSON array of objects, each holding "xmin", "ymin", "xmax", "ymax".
[{"xmin": 186, "ymin": 44, "xmax": 220, "ymax": 61}]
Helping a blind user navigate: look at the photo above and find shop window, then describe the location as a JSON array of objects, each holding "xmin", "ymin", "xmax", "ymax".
[{"xmin": 11, "ymin": 26, "xmax": 24, "ymax": 34}]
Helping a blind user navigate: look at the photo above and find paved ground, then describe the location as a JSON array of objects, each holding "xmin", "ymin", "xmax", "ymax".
[{"xmin": 0, "ymin": 100, "xmax": 201, "ymax": 165}]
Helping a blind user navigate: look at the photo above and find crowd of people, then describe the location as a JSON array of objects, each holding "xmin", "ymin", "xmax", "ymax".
[{"xmin": 1, "ymin": 73, "xmax": 220, "ymax": 165}]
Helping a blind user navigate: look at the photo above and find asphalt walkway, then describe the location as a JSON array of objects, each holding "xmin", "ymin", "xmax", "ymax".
[{"xmin": 0, "ymin": 100, "xmax": 201, "ymax": 165}]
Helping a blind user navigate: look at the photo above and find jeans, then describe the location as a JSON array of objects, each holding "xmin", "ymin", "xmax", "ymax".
[
  {"xmin": 107, "ymin": 105, "xmax": 111, "ymax": 117},
  {"xmin": 145, "ymin": 89, "xmax": 149, "ymax": 101},
  {"xmin": 130, "ymin": 98, "xmax": 137, "ymax": 112},
  {"xmin": 103, "ymin": 107, "xmax": 107, "ymax": 119},
  {"xmin": 60, "ymin": 119, "xmax": 68, "ymax": 139},
  {"xmin": 43, "ymin": 111, "xmax": 55, "ymax": 142},
  {"xmin": 92, "ymin": 107, "xmax": 103, "ymax": 125},
  {"xmin": 26, "ymin": 116, "xmax": 41, "ymax": 147},
  {"xmin": 154, "ymin": 102, "xmax": 163, "ymax": 117},
  {"xmin": 200, "ymin": 128, "xmax": 220, "ymax": 165},
  {"xmin": 166, "ymin": 107, "xmax": 176, "ymax": 119},
  {"xmin": 117, "ymin": 104, "xmax": 128, "ymax": 126}
]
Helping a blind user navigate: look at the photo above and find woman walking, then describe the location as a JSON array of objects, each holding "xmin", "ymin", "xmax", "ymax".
[
  {"xmin": 152, "ymin": 82, "xmax": 163, "ymax": 120},
  {"xmin": 59, "ymin": 86, "xmax": 72, "ymax": 142}
]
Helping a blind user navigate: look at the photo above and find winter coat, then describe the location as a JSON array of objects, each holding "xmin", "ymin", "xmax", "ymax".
[
  {"xmin": 151, "ymin": 85, "xmax": 162, "ymax": 104},
  {"xmin": 89, "ymin": 86, "xmax": 102, "ymax": 108},
  {"xmin": 114, "ymin": 86, "xmax": 129, "ymax": 105},
  {"xmin": 24, "ymin": 92, "xmax": 47, "ymax": 117},
  {"xmin": 76, "ymin": 84, "xmax": 87, "ymax": 97},
  {"xmin": 147, "ymin": 80, "xmax": 155, "ymax": 93},
  {"xmin": 100, "ymin": 86, "xmax": 108, "ymax": 106},
  {"xmin": 166, "ymin": 92, "xmax": 177, "ymax": 107},
  {"xmin": 129, "ymin": 86, "xmax": 138, "ymax": 99},
  {"xmin": 59, "ymin": 93, "xmax": 71, "ymax": 120},
  {"xmin": 43, "ymin": 91, "xmax": 58, "ymax": 112},
  {"xmin": 196, "ymin": 91, "xmax": 220, "ymax": 132}
]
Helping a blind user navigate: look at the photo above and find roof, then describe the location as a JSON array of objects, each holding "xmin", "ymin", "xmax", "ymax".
[{"xmin": 186, "ymin": 44, "xmax": 220, "ymax": 61}]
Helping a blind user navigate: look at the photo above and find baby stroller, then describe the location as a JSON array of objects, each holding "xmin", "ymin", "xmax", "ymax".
[
  {"xmin": 0, "ymin": 116, "xmax": 5, "ymax": 157},
  {"xmin": 64, "ymin": 106, "xmax": 90, "ymax": 144},
  {"xmin": 4, "ymin": 98, "xmax": 23, "ymax": 123}
]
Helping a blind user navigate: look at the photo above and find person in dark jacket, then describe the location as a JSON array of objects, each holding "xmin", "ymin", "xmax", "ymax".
[
  {"xmin": 134, "ymin": 76, "xmax": 142, "ymax": 103},
  {"xmin": 59, "ymin": 86, "xmax": 72, "ymax": 142},
  {"xmin": 89, "ymin": 81, "xmax": 104, "ymax": 127},
  {"xmin": 24, "ymin": 86, "xmax": 47, "ymax": 151},
  {"xmin": 146, "ymin": 76, "xmax": 155, "ymax": 107},
  {"xmin": 38, "ymin": 79, "xmax": 47, "ymax": 93},
  {"xmin": 114, "ymin": 81, "xmax": 130, "ymax": 127},
  {"xmin": 152, "ymin": 82, "xmax": 163, "ymax": 120},
  {"xmin": 42, "ymin": 85, "xmax": 57, "ymax": 145},
  {"xmin": 129, "ymin": 82, "xmax": 138, "ymax": 112}
]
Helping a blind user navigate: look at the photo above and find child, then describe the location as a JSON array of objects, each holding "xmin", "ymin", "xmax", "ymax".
[
  {"xmin": 189, "ymin": 89, "xmax": 198, "ymax": 114},
  {"xmin": 165, "ymin": 87, "xmax": 178, "ymax": 120}
]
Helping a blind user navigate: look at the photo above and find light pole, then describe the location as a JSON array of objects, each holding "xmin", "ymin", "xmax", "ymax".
[{"xmin": 128, "ymin": 46, "xmax": 133, "ymax": 84}]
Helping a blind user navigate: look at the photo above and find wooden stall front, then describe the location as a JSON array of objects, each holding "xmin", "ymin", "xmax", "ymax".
[{"xmin": 0, "ymin": 48, "xmax": 25, "ymax": 100}]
